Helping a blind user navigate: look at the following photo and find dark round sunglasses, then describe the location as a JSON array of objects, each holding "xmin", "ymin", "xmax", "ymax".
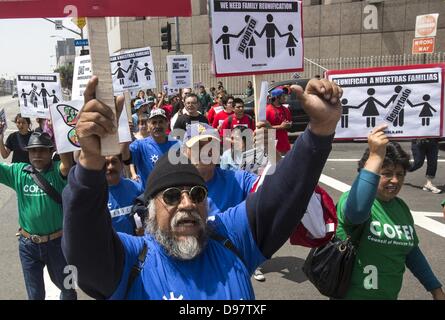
[{"xmin": 161, "ymin": 186, "xmax": 207, "ymax": 206}]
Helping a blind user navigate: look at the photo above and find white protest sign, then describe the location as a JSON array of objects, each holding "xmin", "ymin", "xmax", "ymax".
[
  {"xmin": 327, "ymin": 65, "xmax": 444, "ymax": 140},
  {"xmin": 257, "ymin": 80, "xmax": 268, "ymax": 121},
  {"xmin": 167, "ymin": 55, "xmax": 193, "ymax": 89},
  {"xmin": 110, "ymin": 47, "xmax": 156, "ymax": 93},
  {"xmin": 72, "ymin": 55, "xmax": 92, "ymax": 100},
  {"xmin": 210, "ymin": 0, "xmax": 303, "ymax": 76},
  {"xmin": 49, "ymin": 100, "xmax": 83, "ymax": 154},
  {"xmin": 17, "ymin": 73, "xmax": 62, "ymax": 118},
  {"xmin": 162, "ymin": 80, "xmax": 180, "ymax": 96},
  {"xmin": 0, "ymin": 109, "xmax": 7, "ymax": 135},
  {"xmin": 50, "ymin": 99, "xmax": 132, "ymax": 154}
]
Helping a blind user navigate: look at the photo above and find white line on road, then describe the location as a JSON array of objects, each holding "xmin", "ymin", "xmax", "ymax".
[
  {"xmin": 44, "ymin": 267, "xmax": 60, "ymax": 300},
  {"xmin": 319, "ymin": 174, "xmax": 445, "ymax": 238},
  {"xmin": 327, "ymin": 159, "xmax": 445, "ymax": 162}
]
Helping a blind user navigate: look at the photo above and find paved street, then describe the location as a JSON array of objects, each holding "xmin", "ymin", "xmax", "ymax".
[{"xmin": 0, "ymin": 96, "xmax": 444, "ymax": 300}]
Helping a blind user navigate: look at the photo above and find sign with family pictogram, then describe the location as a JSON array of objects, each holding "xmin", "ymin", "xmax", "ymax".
[
  {"xmin": 327, "ymin": 64, "xmax": 445, "ymax": 140},
  {"xmin": 17, "ymin": 74, "xmax": 62, "ymax": 119},
  {"xmin": 110, "ymin": 47, "xmax": 156, "ymax": 93},
  {"xmin": 209, "ymin": 0, "xmax": 303, "ymax": 76}
]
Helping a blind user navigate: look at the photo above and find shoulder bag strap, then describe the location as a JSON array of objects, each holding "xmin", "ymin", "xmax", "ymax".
[
  {"xmin": 124, "ymin": 242, "xmax": 148, "ymax": 299},
  {"xmin": 23, "ymin": 165, "xmax": 62, "ymax": 204},
  {"xmin": 209, "ymin": 231, "xmax": 246, "ymax": 268}
]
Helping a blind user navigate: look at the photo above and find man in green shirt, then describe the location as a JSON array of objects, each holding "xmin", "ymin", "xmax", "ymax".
[
  {"xmin": 0, "ymin": 132, "xmax": 76, "ymax": 300},
  {"xmin": 197, "ymin": 85, "xmax": 212, "ymax": 114}
]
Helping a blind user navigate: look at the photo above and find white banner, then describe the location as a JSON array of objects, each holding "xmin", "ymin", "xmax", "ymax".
[
  {"xmin": 110, "ymin": 47, "xmax": 156, "ymax": 93},
  {"xmin": 17, "ymin": 73, "xmax": 62, "ymax": 119},
  {"xmin": 209, "ymin": 0, "xmax": 303, "ymax": 76},
  {"xmin": 327, "ymin": 65, "xmax": 445, "ymax": 140},
  {"xmin": 167, "ymin": 55, "xmax": 193, "ymax": 89},
  {"xmin": 72, "ymin": 55, "xmax": 92, "ymax": 100}
]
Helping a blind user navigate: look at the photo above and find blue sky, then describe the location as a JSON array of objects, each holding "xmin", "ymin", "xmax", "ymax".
[{"xmin": 0, "ymin": 18, "xmax": 80, "ymax": 79}]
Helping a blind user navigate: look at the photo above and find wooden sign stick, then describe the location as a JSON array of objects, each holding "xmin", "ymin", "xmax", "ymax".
[
  {"xmin": 123, "ymin": 91, "xmax": 132, "ymax": 124},
  {"xmin": 253, "ymin": 74, "xmax": 266, "ymax": 124},
  {"xmin": 87, "ymin": 17, "xmax": 120, "ymax": 156}
]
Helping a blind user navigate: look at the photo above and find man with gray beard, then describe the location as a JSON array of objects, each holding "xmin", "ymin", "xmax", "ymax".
[{"xmin": 62, "ymin": 76, "xmax": 343, "ymax": 300}]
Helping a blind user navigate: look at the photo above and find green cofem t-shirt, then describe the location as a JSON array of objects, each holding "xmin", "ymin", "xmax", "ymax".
[
  {"xmin": 0, "ymin": 161, "xmax": 66, "ymax": 235},
  {"xmin": 336, "ymin": 191, "xmax": 419, "ymax": 300}
]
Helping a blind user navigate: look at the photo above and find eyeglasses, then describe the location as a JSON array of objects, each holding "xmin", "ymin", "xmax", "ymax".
[
  {"xmin": 161, "ymin": 186, "xmax": 207, "ymax": 206},
  {"xmin": 380, "ymin": 172, "xmax": 406, "ymax": 180}
]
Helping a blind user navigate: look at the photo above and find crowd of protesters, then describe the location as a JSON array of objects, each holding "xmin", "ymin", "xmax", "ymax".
[{"xmin": 0, "ymin": 77, "xmax": 444, "ymax": 300}]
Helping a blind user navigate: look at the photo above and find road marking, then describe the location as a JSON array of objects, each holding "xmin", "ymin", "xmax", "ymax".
[
  {"xmin": 411, "ymin": 211, "xmax": 445, "ymax": 238},
  {"xmin": 319, "ymin": 174, "xmax": 445, "ymax": 238},
  {"xmin": 319, "ymin": 174, "xmax": 350, "ymax": 193},
  {"xmin": 327, "ymin": 159, "xmax": 445, "ymax": 162},
  {"xmin": 43, "ymin": 267, "xmax": 60, "ymax": 300}
]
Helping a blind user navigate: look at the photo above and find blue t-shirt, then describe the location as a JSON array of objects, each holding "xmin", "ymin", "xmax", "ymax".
[
  {"xmin": 110, "ymin": 201, "xmax": 266, "ymax": 300},
  {"xmin": 129, "ymin": 137, "xmax": 179, "ymax": 186},
  {"xmin": 206, "ymin": 167, "xmax": 258, "ymax": 216},
  {"xmin": 108, "ymin": 178, "xmax": 144, "ymax": 235}
]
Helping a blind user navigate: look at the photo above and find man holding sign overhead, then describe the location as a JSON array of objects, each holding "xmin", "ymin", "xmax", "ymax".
[{"xmin": 62, "ymin": 76, "xmax": 343, "ymax": 300}]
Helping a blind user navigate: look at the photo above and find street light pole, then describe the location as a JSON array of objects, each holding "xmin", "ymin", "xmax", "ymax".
[{"xmin": 175, "ymin": 17, "xmax": 181, "ymax": 54}]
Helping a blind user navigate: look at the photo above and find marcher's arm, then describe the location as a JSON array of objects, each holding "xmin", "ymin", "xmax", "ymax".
[
  {"xmin": 343, "ymin": 124, "xmax": 388, "ymax": 224},
  {"xmin": 62, "ymin": 76, "xmax": 126, "ymax": 299},
  {"xmin": 120, "ymin": 141, "xmax": 131, "ymax": 163},
  {"xmin": 246, "ymin": 129, "xmax": 333, "ymax": 257},
  {"xmin": 343, "ymin": 169, "xmax": 379, "ymax": 225},
  {"xmin": 0, "ymin": 130, "xmax": 11, "ymax": 159},
  {"xmin": 406, "ymin": 246, "xmax": 444, "ymax": 299},
  {"xmin": 246, "ymin": 79, "xmax": 342, "ymax": 258},
  {"xmin": 59, "ymin": 152, "xmax": 74, "ymax": 177},
  {"xmin": 62, "ymin": 164, "xmax": 125, "ymax": 299}
]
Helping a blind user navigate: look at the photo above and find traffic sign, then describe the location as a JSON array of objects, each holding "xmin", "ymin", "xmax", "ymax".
[
  {"xmin": 74, "ymin": 39, "xmax": 89, "ymax": 47},
  {"xmin": 72, "ymin": 17, "xmax": 86, "ymax": 29},
  {"xmin": 55, "ymin": 19, "xmax": 63, "ymax": 30},
  {"xmin": 412, "ymin": 37, "xmax": 435, "ymax": 54},
  {"xmin": 415, "ymin": 14, "xmax": 439, "ymax": 38}
]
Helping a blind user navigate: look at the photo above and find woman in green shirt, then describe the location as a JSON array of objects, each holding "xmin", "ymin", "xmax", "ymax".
[{"xmin": 336, "ymin": 124, "xmax": 445, "ymax": 300}]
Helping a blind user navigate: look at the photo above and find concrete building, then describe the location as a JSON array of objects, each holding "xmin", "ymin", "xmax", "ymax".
[
  {"xmin": 55, "ymin": 38, "xmax": 76, "ymax": 68},
  {"xmin": 105, "ymin": 0, "xmax": 445, "ymax": 93}
]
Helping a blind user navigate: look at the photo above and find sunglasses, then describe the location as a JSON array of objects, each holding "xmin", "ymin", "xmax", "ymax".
[{"xmin": 161, "ymin": 186, "xmax": 207, "ymax": 206}]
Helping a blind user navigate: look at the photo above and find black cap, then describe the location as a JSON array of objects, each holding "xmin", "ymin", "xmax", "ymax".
[
  {"xmin": 144, "ymin": 154, "xmax": 206, "ymax": 201},
  {"xmin": 25, "ymin": 132, "xmax": 53, "ymax": 149}
]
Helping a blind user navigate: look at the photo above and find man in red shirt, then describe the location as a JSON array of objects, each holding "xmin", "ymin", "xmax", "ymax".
[
  {"xmin": 212, "ymin": 96, "xmax": 234, "ymax": 130},
  {"xmin": 207, "ymin": 91, "xmax": 226, "ymax": 125},
  {"xmin": 220, "ymin": 98, "xmax": 255, "ymax": 139},
  {"xmin": 266, "ymin": 88, "xmax": 292, "ymax": 156}
]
